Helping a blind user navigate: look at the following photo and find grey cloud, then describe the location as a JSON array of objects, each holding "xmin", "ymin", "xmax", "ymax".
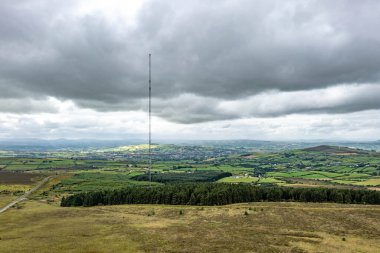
[
  {"xmin": 151, "ymin": 94, "xmax": 232, "ymax": 124},
  {"xmin": 1, "ymin": 0, "xmax": 380, "ymax": 122},
  {"xmin": 152, "ymin": 84, "xmax": 380, "ymax": 123},
  {"xmin": 239, "ymin": 84, "xmax": 380, "ymax": 117}
]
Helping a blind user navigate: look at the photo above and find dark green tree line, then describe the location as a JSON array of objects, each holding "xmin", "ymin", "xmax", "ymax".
[{"xmin": 61, "ymin": 184, "xmax": 380, "ymax": 207}]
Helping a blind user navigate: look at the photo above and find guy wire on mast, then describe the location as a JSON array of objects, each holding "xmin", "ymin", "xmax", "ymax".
[{"xmin": 148, "ymin": 53, "xmax": 152, "ymax": 182}]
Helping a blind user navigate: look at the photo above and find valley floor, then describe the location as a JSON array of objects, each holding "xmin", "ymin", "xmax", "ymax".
[{"xmin": 0, "ymin": 201, "xmax": 379, "ymax": 253}]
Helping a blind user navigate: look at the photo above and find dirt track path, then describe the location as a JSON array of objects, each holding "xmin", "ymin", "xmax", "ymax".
[{"xmin": 0, "ymin": 176, "xmax": 51, "ymax": 214}]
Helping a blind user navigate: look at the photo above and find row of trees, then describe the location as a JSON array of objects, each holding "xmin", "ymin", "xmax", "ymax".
[
  {"xmin": 61, "ymin": 183, "xmax": 380, "ymax": 207},
  {"xmin": 132, "ymin": 171, "xmax": 232, "ymax": 183}
]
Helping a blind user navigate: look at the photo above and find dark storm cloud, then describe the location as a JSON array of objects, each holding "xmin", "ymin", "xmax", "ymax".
[{"xmin": 1, "ymin": 0, "xmax": 380, "ymax": 122}]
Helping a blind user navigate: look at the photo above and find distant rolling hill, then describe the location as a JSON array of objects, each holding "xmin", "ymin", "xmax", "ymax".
[{"xmin": 302, "ymin": 145, "xmax": 369, "ymax": 154}]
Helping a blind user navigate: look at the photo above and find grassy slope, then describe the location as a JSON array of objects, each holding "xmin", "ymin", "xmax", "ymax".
[
  {"xmin": 0, "ymin": 194, "xmax": 18, "ymax": 207},
  {"xmin": 0, "ymin": 201, "xmax": 379, "ymax": 253}
]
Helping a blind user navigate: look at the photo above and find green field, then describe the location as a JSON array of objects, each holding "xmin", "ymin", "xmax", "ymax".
[
  {"xmin": 218, "ymin": 176, "xmax": 259, "ymax": 183},
  {"xmin": 53, "ymin": 171, "xmax": 158, "ymax": 193},
  {"xmin": 1, "ymin": 145, "xmax": 380, "ymax": 191}
]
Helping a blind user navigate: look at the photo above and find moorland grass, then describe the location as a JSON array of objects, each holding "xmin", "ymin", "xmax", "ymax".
[{"xmin": 0, "ymin": 201, "xmax": 379, "ymax": 252}]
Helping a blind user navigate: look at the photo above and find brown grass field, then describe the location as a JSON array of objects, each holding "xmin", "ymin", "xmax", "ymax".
[
  {"xmin": 0, "ymin": 200, "xmax": 379, "ymax": 253},
  {"xmin": 0, "ymin": 171, "xmax": 43, "ymax": 185},
  {"xmin": 0, "ymin": 194, "xmax": 18, "ymax": 207}
]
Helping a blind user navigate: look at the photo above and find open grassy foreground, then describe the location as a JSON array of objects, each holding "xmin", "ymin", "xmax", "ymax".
[{"xmin": 0, "ymin": 201, "xmax": 379, "ymax": 253}]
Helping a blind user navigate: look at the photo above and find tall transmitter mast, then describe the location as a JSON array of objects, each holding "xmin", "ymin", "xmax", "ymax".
[{"xmin": 148, "ymin": 53, "xmax": 152, "ymax": 182}]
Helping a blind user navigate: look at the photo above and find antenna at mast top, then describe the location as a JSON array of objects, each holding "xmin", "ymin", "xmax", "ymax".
[{"xmin": 148, "ymin": 53, "xmax": 152, "ymax": 182}]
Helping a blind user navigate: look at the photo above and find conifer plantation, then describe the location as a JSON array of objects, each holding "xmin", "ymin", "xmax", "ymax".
[{"xmin": 61, "ymin": 183, "xmax": 380, "ymax": 207}]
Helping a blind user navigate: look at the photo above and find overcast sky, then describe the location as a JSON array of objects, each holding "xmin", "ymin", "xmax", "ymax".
[{"xmin": 0, "ymin": 0, "xmax": 379, "ymax": 141}]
